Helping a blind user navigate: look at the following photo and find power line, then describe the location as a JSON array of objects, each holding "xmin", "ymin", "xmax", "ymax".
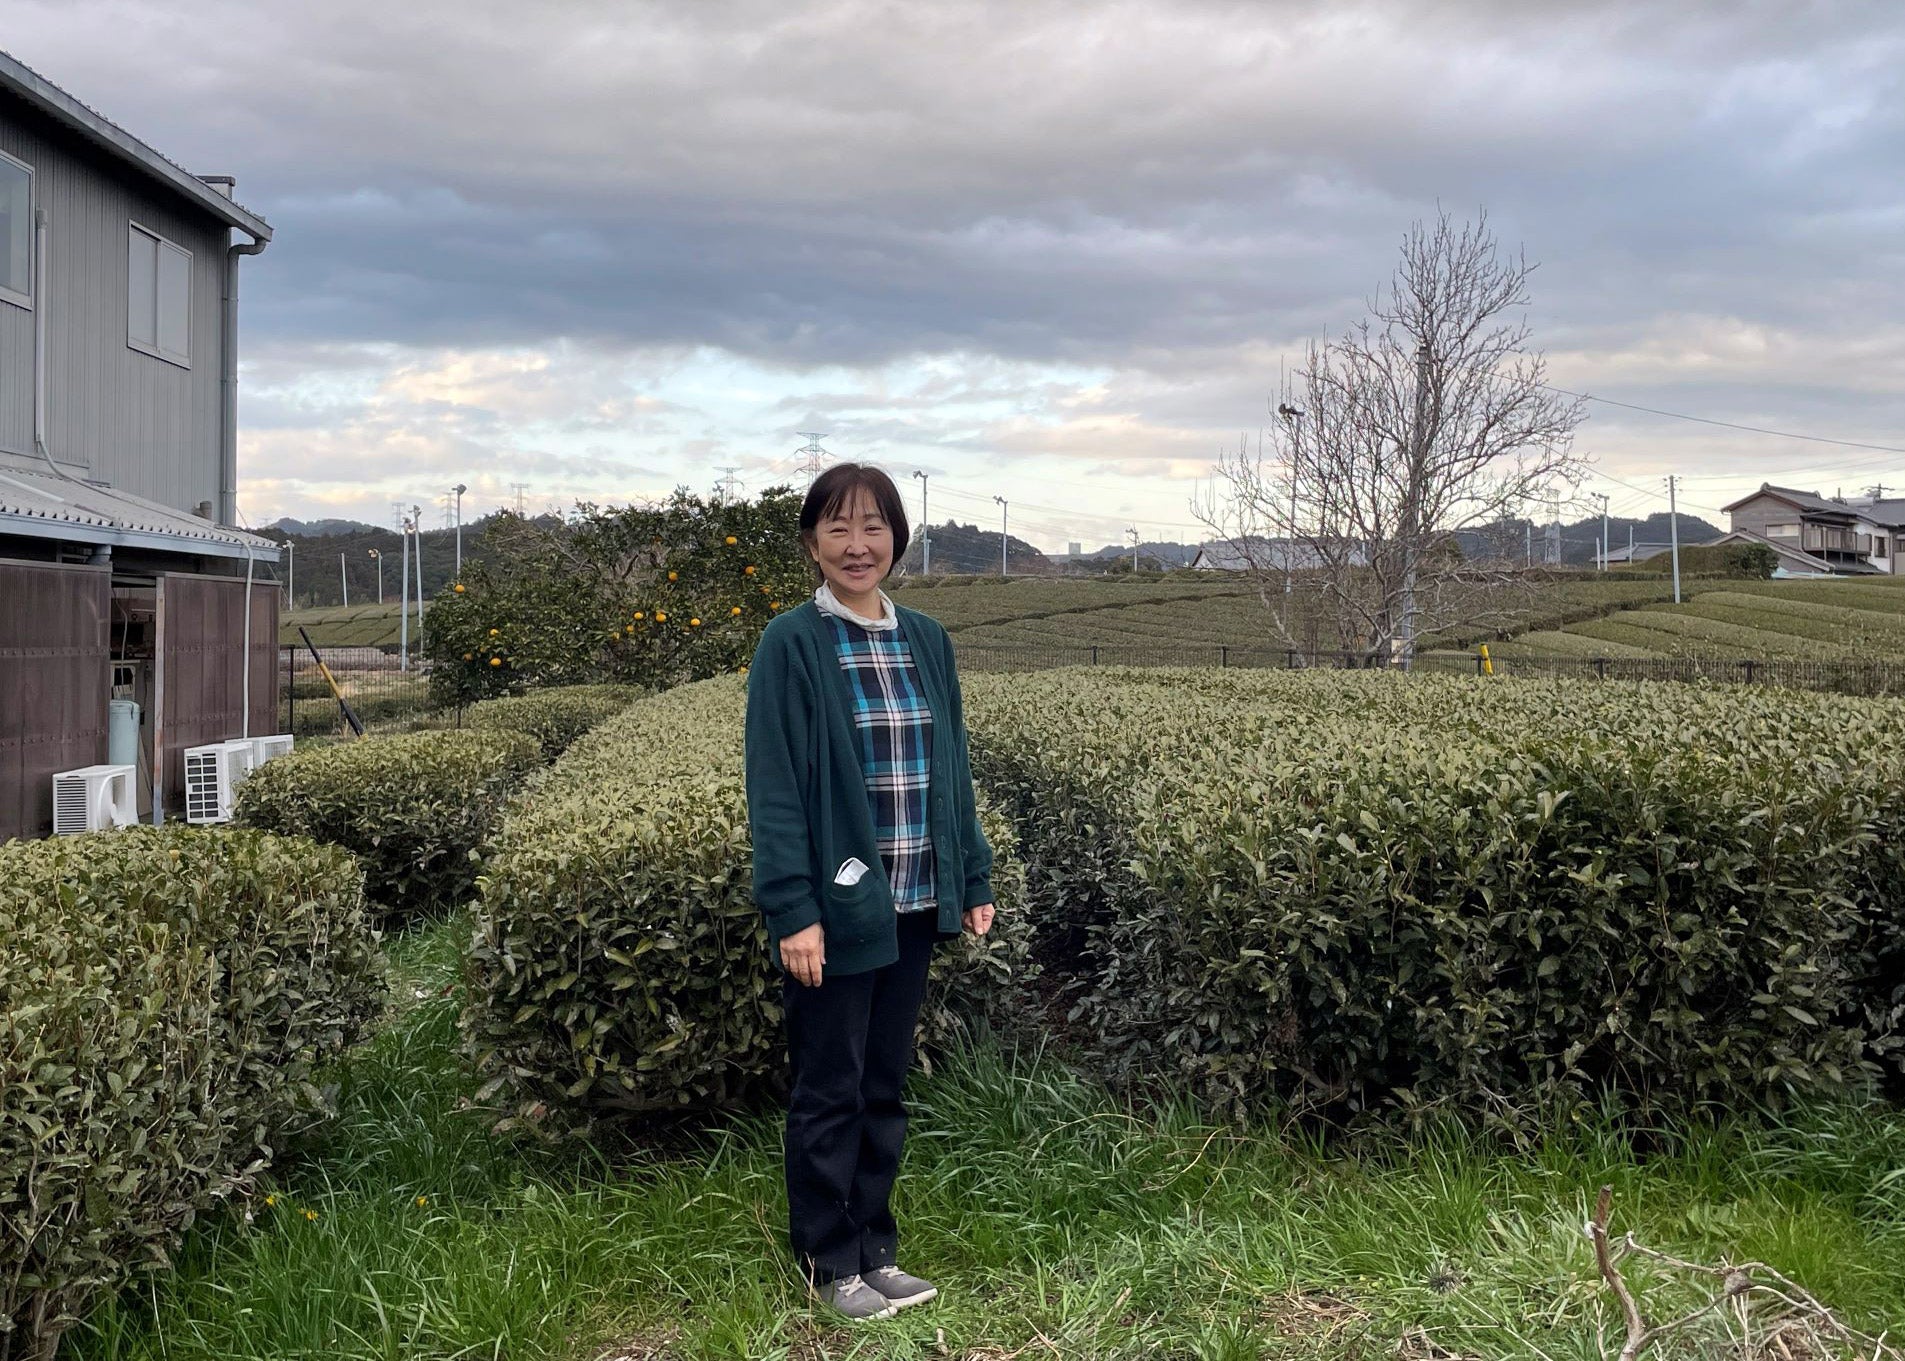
[{"xmin": 1548, "ymin": 383, "xmax": 1905, "ymax": 457}]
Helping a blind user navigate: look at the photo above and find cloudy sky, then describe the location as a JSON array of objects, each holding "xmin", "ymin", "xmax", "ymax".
[{"xmin": 10, "ymin": 0, "xmax": 1905, "ymax": 548}]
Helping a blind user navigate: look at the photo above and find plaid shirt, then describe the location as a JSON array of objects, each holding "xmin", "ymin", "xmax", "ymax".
[{"xmin": 823, "ymin": 613, "xmax": 938, "ymax": 912}]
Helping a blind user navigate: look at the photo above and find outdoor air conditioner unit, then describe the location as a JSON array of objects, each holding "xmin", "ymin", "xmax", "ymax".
[
  {"xmin": 184, "ymin": 740, "xmax": 257, "ymax": 824},
  {"xmin": 52, "ymin": 764, "xmax": 138, "ymax": 834},
  {"xmin": 248, "ymin": 733, "xmax": 294, "ymax": 766}
]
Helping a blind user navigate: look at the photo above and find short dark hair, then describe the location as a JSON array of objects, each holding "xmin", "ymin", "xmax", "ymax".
[{"xmin": 799, "ymin": 464, "xmax": 911, "ymax": 574}]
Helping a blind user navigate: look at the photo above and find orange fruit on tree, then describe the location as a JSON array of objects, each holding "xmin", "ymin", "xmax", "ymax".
[
  {"xmin": 655, "ymin": 611, "xmax": 667, "ymax": 622},
  {"xmin": 744, "ymin": 565, "xmax": 756, "ymax": 575},
  {"xmin": 667, "ymin": 571, "xmax": 678, "ymax": 582},
  {"xmin": 453, "ymin": 583, "xmax": 466, "ymax": 594},
  {"xmin": 633, "ymin": 611, "xmax": 645, "ymax": 620},
  {"xmin": 488, "ymin": 628, "xmax": 500, "ymax": 637},
  {"xmin": 730, "ymin": 606, "xmax": 742, "ymax": 616},
  {"xmin": 725, "ymin": 535, "xmax": 737, "ymax": 545},
  {"xmin": 690, "ymin": 617, "xmax": 701, "ymax": 627},
  {"xmin": 489, "ymin": 657, "xmax": 501, "ymax": 667}
]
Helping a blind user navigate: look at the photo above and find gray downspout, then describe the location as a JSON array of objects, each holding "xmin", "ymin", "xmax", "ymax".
[{"xmin": 220, "ymin": 231, "xmax": 269, "ymax": 527}]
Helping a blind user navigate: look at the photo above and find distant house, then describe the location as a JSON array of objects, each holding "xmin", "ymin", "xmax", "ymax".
[
  {"xmin": 1190, "ymin": 537, "xmax": 1333, "ymax": 572},
  {"xmin": 1601, "ymin": 542, "xmax": 1675, "ymax": 566},
  {"xmin": 1721, "ymin": 484, "xmax": 1904, "ymax": 577},
  {"xmin": 1, "ymin": 49, "xmax": 279, "ymax": 839}
]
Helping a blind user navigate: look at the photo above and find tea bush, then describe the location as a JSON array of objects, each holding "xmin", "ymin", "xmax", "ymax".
[
  {"xmin": 467, "ymin": 683, "xmax": 644, "ymax": 759},
  {"xmin": 0, "ymin": 826, "xmax": 382, "ymax": 1359},
  {"xmin": 965, "ymin": 668, "xmax": 1905, "ymax": 1126},
  {"xmin": 234, "ymin": 728, "xmax": 541, "ymax": 920},
  {"xmin": 462, "ymin": 676, "xmax": 1034, "ymax": 1130}
]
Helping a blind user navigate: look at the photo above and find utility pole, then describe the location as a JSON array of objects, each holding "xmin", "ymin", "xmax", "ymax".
[
  {"xmin": 398, "ymin": 517, "xmax": 411, "ymax": 670},
  {"xmin": 368, "ymin": 548, "xmax": 383, "ymax": 605},
  {"xmin": 412, "ymin": 504, "xmax": 424, "ymax": 622},
  {"xmin": 1127, "ymin": 526, "xmax": 1140, "ymax": 573},
  {"xmin": 1628, "ymin": 523, "xmax": 1634, "ymax": 564},
  {"xmin": 993, "ymin": 495, "xmax": 1009, "ymax": 577},
  {"xmin": 1668, "ymin": 475, "xmax": 1682, "ymax": 604},
  {"xmin": 340, "ymin": 552, "xmax": 349, "ymax": 607},
  {"xmin": 452, "ymin": 483, "xmax": 466, "ymax": 576},
  {"xmin": 1278, "ymin": 402, "xmax": 1305, "ymax": 595},
  {"xmin": 1593, "ymin": 492, "xmax": 1609, "ymax": 571},
  {"xmin": 1524, "ymin": 520, "xmax": 1532, "ymax": 568},
  {"xmin": 912, "ymin": 471, "xmax": 931, "ymax": 574}
]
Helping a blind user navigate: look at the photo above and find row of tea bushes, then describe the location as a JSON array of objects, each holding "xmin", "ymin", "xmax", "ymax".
[
  {"xmin": 462, "ymin": 675, "xmax": 1035, "ymax": 1130},
  {"xmin": 0, "ymin": 827, "xmax": 383, "ymax": 1359},
  {"xmin": 468, "ymin": 684, "xmax": 646, "ymax": 759},
  {"xmin": 234, "ymin": 728, "xmax": 543, "ymax": 922},
  {"xmin": 963, "ymin": 667, "xmax": 1905, "ymax": 1126}
]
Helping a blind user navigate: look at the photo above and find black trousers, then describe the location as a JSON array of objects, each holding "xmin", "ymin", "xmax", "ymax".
[{"xmin": 782, "ymin": 910, "xmax": 939, "ymax": 1284}]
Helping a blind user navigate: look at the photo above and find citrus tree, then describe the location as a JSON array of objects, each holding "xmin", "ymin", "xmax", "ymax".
[{"xmin": 424, "ymin": 488, "xmax": 810, "ymax": 704}]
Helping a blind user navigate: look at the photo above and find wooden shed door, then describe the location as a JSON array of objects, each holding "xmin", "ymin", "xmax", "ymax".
[
  {"xmin": 156, "ymin": 573, "xmax": 280, "ymax": 813},
  {"xmin": 0, "ymin": 561, "xmax": 110, "ymax": 840}
]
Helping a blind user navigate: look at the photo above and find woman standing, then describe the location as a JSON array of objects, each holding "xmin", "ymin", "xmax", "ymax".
[{"xmin": 744, "ymin": 463, "xmax": 996, "ymax": 1322}]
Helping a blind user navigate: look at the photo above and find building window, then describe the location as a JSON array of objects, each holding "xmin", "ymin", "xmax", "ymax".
[
  {"xmin": 1878, "ymin": 537, "xmax": 1890, "ymax": 558},
  {"xmin": 1764, "ymin": 523, "xmax": 1800, "ymax": 538},
  {"xmin": 127, "ymin": 223, "xmax": 190, "ymax": 367},
  {"xmin": 0, "ymin": 149, "xmax": 30, "ymax": 310}
]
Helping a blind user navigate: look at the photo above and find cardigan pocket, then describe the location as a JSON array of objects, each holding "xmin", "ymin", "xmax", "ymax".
[{"xmin": 822, "ymin": 873, "xmax": 892, "ymax": 945}]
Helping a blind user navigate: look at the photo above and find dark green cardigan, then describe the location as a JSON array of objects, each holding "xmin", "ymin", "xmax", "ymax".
[{"xmin": 744, "ymin": 599, "xmax": 994, "ymax": 977}]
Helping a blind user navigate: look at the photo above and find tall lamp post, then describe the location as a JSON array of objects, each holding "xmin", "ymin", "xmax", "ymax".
[
  {"xmin": 398, "ymin": 519, "xmax": 411, "ymax": 670},
  {"xmin": 284, "ymin": 540, "xmax": 296, "ymax": 608},
  {"xmin": 411, "ymin": 504, "xmax": 424, "ymax": 624},
  {"xmin": 368, "ymin": 548, "xmax": 383, "ymax": 605},
  {"xmin": 993, "ymin": 495, "xmax": 1009, "ymax": 578},
  {"xmin": 912, "ymin": 470, "xmax": 930, "ymax": 575},
  {"xmin": 451, "ymin": 483, "xmax": 467, "ymax": 577}
]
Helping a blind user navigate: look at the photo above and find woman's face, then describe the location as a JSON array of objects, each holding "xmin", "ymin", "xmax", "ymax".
[{"xmin": 808, "ymin": 487, "xmax": 893, "ymax": 599}]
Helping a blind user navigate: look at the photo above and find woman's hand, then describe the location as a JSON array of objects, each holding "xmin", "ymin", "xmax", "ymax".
[
  {"xmin": 781, "ymin": 922, "xmax": 826, "ymax": 987},
  {"xmin": 963, "ymin": 903, "xmax": 995, "ymax": 936}
]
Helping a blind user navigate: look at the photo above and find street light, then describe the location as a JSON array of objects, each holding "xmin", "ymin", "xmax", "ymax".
[
  {"xmin": 451, "ymin": 483, "xmax": 467, "ymax": 577},
  {"xmin": 993, "ymin": 496, "xmax": 1009, "ymax": 578},
  {"xmin": 339, "ymin": 552, "xmax": 349, "ymax": 607},
  {"xmin": 284, "ymin": 540, "xmax": 296, "ymax": 608},
  {"xmin": 398, "ymin": 519, "xmax": 411, "ymax": 670},
  {"xmin": 912, "ymin": 471, "xmax": 930, "ymax": 575},
  {"xmin": 368, "ymin": 548, "xmax": 383, "ymax": 605}
]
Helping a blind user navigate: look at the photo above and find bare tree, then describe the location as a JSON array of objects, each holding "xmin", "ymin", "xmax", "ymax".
[{"xmin": 1195, "ymin": 211, "xmax": 1588, "ymax": 664}]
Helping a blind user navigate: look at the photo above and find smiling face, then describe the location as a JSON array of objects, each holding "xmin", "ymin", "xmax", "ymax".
[{"xmin": 806, "ymin": 485, "xmax": 893, "ymax": 606}]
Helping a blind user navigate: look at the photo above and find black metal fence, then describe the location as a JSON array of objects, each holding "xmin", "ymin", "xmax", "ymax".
[
  {"xmin": 954, "ymin": 643, "xmax": 1905, "ymax": 697},
  {"xmin": 279, "ymin": 644, "xmax": 457, "ymax": 738}
]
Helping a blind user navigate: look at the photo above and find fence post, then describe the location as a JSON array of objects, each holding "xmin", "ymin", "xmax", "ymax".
[
  {"xmin": 1286, "ymin": 649, "xmax": 1297, "ymax": 669},
  {"xmin": 1091, "ymin": 645, "xmax": 1099, "ymax": 666},
  {"xmin": 1595, "ymin": 657, "xmax": 1607, "ymax": 680},
  {"xmin": 1742, "ymin": 659, "xmax": 1756, "ymax": 684},
  {"xmin": 1220, "ymin": 645, "xmax": 1228, "ymax": 668},
  {"xmin": 285, "ymin": 645, "xmax": 295, "ymax": 735}
]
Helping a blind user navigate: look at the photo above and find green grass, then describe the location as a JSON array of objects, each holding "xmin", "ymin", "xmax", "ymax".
[
  {"xmin": 66, "ymin": 914, "xmax": 1905, "ymax": 1361},
  {"xmin": 285, "ymin": 602, "xmax": 418, "ymax": 650}
]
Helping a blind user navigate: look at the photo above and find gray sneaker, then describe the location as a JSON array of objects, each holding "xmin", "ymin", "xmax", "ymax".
[
  {"xmin": 864, "ymin": 1265, "xmax": 937, "ymax": 1309},
  {"xmin": 816, "ymin": 1273, "xmax": 897, "ymax": 1321}
]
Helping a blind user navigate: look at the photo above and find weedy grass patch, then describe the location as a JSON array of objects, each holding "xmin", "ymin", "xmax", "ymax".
[{"xmin": 61, "ymin": 915, "xmax": 1905, "ymax": 1361}]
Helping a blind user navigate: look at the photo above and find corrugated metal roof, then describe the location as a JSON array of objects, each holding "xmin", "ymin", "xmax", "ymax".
[
  {"xmin": 0, "ymin": 465, "xmax": 279, "ymax": 562},
  {"xmin": 0, "ymin": 48, "xmax": 272, "ymax": 240}
]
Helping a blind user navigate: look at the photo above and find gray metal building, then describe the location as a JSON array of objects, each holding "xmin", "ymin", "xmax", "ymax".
[{"xmin": 0, "ymin": 49, "xmax": 280, "ymax": 840}]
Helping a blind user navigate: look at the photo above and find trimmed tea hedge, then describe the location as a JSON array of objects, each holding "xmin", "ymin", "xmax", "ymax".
[
  {"xmin": 467, "ymin": 684, "xmax": 644, "ymax": 759},
  {"xmin": 463, "ymin": 676, "xmax": 1033, "ymax": 1129},
  {"xmin": 234, "ymin": 728, "xmax": 541, "ymax": 920},
  {"xmin": 965, "ymin": 668, "xmax": 1905, "ymax": 1126},
  {"xmin": 0, "ymin": 826, "xmax": 382, "ymax": 1360}
]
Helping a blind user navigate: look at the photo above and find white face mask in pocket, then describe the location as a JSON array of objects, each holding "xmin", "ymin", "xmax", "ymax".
[{"xmin": 832, "ymin": 856, "xmax": 871, "ymax": 887}]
